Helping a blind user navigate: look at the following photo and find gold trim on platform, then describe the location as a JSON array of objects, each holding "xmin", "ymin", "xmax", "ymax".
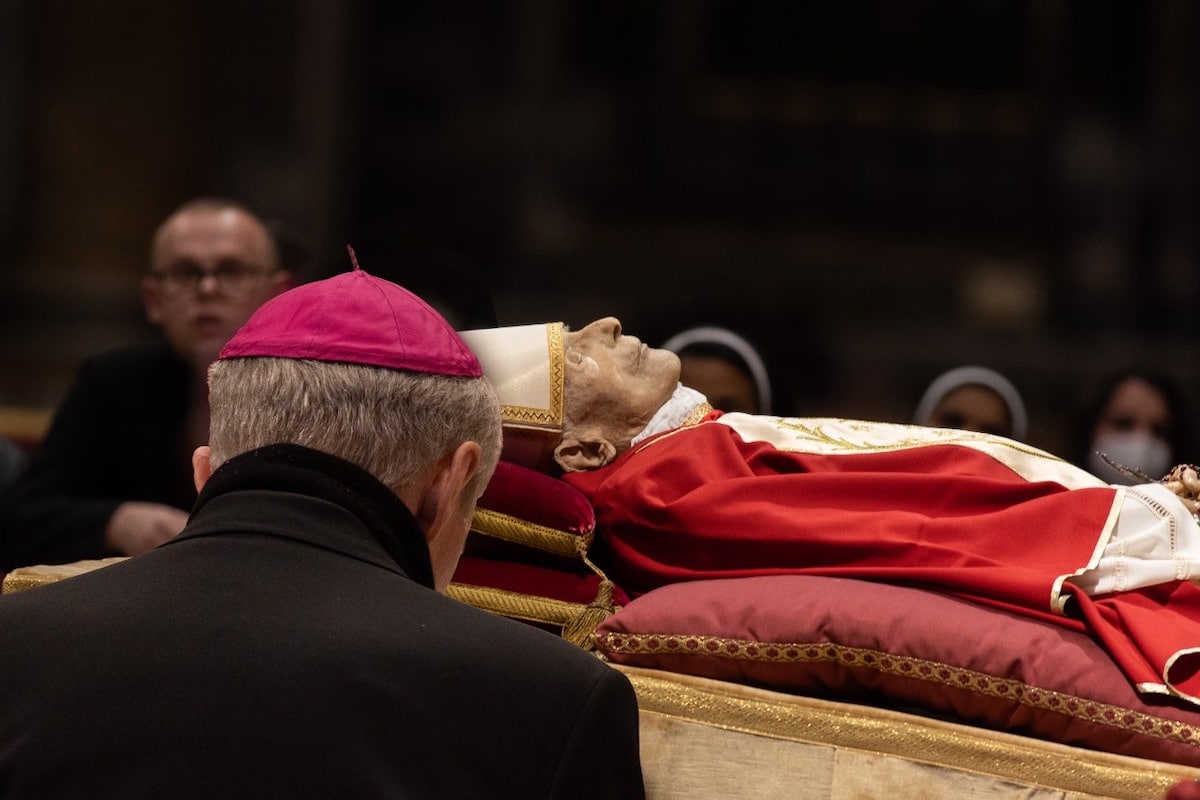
[
  {"xmin": 2, "ymin": 557, "xmax": 128, "ymax": 594},
  {"xmin": 617, "ymin": 666, "xmax": 1199, "ymax": 800}
]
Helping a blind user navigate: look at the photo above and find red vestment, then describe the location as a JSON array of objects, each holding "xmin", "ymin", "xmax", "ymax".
[{"xmin": 563, "ymin": 414, "xmax": 1200, "ymax": 705}]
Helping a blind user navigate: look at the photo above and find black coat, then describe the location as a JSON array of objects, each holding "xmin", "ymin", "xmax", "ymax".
[
  {"xmin": 0, "ymin": 444, "xmax": 645, "ymax": 799},
  {"xmin": 0, "ymin": 343, "xmax": 197, "ymax": 570}
]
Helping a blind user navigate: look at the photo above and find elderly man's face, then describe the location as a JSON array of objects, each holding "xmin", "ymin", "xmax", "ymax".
[{"xmin": 562, "ymin": 317, "xmax": 680, "ymax": 449}]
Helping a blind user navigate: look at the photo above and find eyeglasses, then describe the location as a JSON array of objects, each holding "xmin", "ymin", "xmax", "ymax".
[{"xmin": 152, "ymin": 261, "xmax": 278, "ymax": 295}]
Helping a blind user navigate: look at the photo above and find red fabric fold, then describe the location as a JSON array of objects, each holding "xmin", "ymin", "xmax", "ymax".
[{"xmin": 1071, "ymin": 582, "xmax": 1200, "ymax": 702}]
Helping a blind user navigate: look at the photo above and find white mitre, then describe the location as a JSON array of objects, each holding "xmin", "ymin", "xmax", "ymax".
[{"xmin": 459, "ymin": 322, "xmax": 566, "ymax": 470}]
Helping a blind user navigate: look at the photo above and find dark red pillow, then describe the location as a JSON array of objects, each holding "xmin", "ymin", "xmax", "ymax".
[
  {"xmin": 594, "ymin": 574, "xmax": 1200, "ymax": 767},
  {"xmin": 450, "ymin": 556, "xmax": 627, "ymax": 648},
  {"xmin": 460, "ymin": 462, "xmax": 628, "ymax": 647},
  {"xmin": 471, "ymin": 460, "xmax": 595, "ymax": 560},
  {"xmin": 453, "ymin": 556, "xmax": 627, "ymax": 606}
]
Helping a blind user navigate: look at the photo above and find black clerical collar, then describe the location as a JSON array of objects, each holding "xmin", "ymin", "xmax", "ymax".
[{"xmin": 191, "ymin": 443, "xmax": 435, "ymax": 587}]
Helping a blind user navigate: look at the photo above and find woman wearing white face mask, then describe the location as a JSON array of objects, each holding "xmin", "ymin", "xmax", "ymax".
[{"xmin": 1072, "ymin": 368, "xmax": 1197, "ymax": 484}]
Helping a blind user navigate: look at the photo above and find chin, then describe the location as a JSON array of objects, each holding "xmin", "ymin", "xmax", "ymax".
[{"xmin": 648, "ymin": 348, "xmax": 681, "ymax": 380}]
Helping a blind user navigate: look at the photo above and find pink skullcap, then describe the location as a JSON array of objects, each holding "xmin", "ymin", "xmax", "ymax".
[{"xmin": 219, "ymin": 251, "xmax": 481, "ymax": 377}]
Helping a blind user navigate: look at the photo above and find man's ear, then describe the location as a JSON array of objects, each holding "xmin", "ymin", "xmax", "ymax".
[
  {"xmin": 554, "ymin": 432, "xmax": 617, "ymax": 472},
  {"xmin": 192, "ymin": 446, "xmax": 214, "ymax": 493},
  {"xmin": 141, "ymin": 275, "xmax": 164, "ymax": 325},
  {"xmin": 415, "ymin": 441, "xmax": 483, "ymax": 591},
  {"xmin": 415, "ymin": 442, "xmax": 481, "ymax": 544}
]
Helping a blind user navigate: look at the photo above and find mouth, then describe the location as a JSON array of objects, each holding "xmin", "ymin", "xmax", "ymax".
[{"xmin": 193, "ymin": 315, "xmax": 226, "ymax": 336}]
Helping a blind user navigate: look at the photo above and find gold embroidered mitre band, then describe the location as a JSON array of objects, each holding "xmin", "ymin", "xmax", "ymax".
[{"xmin": 459, "ymin": 322, "xmax": 565, "ymax": 470}]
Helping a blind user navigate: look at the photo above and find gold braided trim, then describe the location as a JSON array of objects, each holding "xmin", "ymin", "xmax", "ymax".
[
  {"xmin": 618, "ymin": 666, "xmax": 1196, "ymax": 800},
  {"xmin": 448, "ymin": 581, "xmax": 619, "ymax": 650},
  {"xmin": 596, "ymin": 631, "xmax": 1200, "ymax": 749},
  {"xmin": 546, "ymin": 321, "xmax": 564, "ymax": 424},
  {"xmin": 497, "ymin": 323, "xmax": 565, "ymax": 430},
  {"xmin": 682, "ymin": 402, "xmax": 714, "ymax": 426},
  {"xmin": 470, "ymin": 508, "xmax": 592, "ymax": 558},
  {"xmin": 2, "ymin": 558, "xmax": 128, "ymax": 594},
  {"xmin": 448, "ymin": 582, "xmax": 581, "ymax": 625},
  {"xmin": 499, "ymin": 404, "xmax": 563, "ymax": 429},
  {"xmin": 2, "ymin": 572, "xmax": 57, "ymax": 594}
]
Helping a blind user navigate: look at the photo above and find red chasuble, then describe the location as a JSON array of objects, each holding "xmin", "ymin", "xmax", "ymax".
[{"xmin": 563, "ymin": 413, "xmax": 1200, "ymax": 705}]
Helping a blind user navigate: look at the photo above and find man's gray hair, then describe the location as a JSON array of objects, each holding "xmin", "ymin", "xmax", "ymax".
[{"xmin": 207, "ymin": 358, "xmax": 502, "ymax": 501}]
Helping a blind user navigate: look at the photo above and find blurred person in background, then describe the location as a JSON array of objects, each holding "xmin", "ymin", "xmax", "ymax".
[
  {"xmin": 912, "ymin": 365, "xmax": 1028, "ymax": 441},
  {"xmin": 662, "ymin": 325, "xmax": 776, "ymax": 415},
  {"xmin": 0, "ymin": 437, "xmax": 26, "ymax": 492},
  {"xmin": 0, "ymin": 197, "xmax": 292, "ymax": 570},
  {"xmin": 1071, "ymin": 367, "xmax": 1197, "ymax": 485}
]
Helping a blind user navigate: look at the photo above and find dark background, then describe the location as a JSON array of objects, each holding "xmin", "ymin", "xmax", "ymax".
[{"xmin": 1, "ymin": 0, "xmax": 1197, "ymax": 457}]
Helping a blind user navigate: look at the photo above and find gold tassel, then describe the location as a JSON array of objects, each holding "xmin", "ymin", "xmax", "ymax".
[{"xmin": 560, "ymin": 579, "xmax": 616, "ymax": 650}]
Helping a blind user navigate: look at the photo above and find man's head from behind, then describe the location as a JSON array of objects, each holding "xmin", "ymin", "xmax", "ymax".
[
  {"xmin": 201, "ymin": 266, "xmax": 502, "ymax": 590},
  {"xmin": 142, "ymin": 198, "xmax": 293, "ymax": 372}
]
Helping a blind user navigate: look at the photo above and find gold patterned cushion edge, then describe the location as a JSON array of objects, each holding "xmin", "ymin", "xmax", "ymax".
[
  {"xmin": 470, "ymin": 507, "xmax": 591, "ymax": 559},
  {"xmin": 596, "ymin": 631, "xmax": 1200, "ymax": 749}
]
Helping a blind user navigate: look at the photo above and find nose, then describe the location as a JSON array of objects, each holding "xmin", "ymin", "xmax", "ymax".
[
  {"xmin": 593, "ymin": 316, "xmax": 622, "ymax": 341},
  {"xmin": 196, "ymin": 270, "xmax": 221, "ymax": 294}
]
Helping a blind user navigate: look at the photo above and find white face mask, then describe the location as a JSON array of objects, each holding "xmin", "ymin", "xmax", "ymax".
[{"xmin": 1086, "ymin": 431, "xmax": 1173, "ymax": 484}]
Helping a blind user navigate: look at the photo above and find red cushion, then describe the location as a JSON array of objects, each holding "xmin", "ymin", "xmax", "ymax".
[
  {"xmin": 1166, "ymin": 780, "xmax": 1200, "ymax": 800},
  {"xmin": 478, "ymin": 460, "xmax": 594, "ymax": 536},
  {"xmin": 462, "ymin": 463, "xmax": 630, "ymax": 640},
  {"xmin": 594, "ymin": 574, "xmax": 1200, "ymax": 767},
  {"xmin": 453, "ymin": 556, "xmax": 629, "ymax": 607}
]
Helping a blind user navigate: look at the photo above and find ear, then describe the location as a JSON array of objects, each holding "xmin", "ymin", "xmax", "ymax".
[
  {"xmin": 192, "ymin": 446, "xmax": 214, "ymax": 493},
  {"xmin": 415, "ymin": 441, "xmax": 482, "ymax": 546},
  {"xmin": 141, "ymin": 275, "xmax": 164, "ymax": 325},
  {"xmin": 553, "ymin": 431, "xmax": 618, "ymax": 472}
]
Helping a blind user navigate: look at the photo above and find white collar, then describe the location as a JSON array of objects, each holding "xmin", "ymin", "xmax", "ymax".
[{"xmin": 631, "ymin": 384, "xmax": 709, "ymax": 446}]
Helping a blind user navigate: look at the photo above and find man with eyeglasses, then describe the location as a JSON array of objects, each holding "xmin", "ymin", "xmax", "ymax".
[{"xmin": 0, "ymin": 198, "xmax": 292, "ymax": 569}]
